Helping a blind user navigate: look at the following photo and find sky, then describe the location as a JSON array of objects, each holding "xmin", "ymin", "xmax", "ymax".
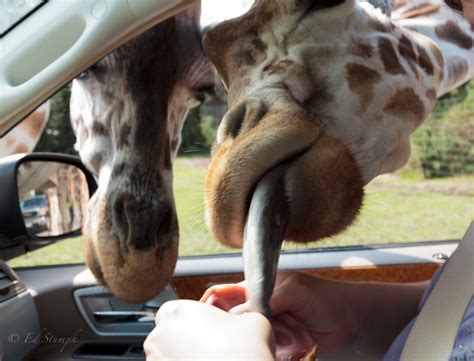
[{"xmin": 200, "ymin": 0, "xmax": 254, "ymax": 28}]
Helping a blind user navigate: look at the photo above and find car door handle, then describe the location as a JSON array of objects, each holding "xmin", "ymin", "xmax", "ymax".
[{"xmin": 93, "ymin": 311, "xmax": 155, "ymax": 323}]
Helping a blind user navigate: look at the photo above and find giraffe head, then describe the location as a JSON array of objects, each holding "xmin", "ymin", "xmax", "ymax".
[
  {"xmin": 202, "ymin": 0, "xmax": 447, "ymax": 247},
  {"xmin": 70, "ymin": 5, "xmax": 215, "ymax": 303}
]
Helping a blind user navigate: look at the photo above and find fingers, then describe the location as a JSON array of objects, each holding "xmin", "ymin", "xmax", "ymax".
[
  {"xmin": 146, "ymin": 299, "xmax": 275, "ymax": 360},
  {"xmin": 200, "ymin": 283, "xmax": 247, "ymax": 311},
  {"xmin": 270, "ymin": 272, "xmax": 307, "ymax": 316},
  {"xmin": 197, "ymin": 272, "xmax": 306, "ymax": 317}
]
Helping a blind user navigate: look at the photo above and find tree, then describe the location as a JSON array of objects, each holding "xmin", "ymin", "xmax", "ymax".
[{"xmin": 35, "ymin": 84, "xmax": 78, "ymax": 155}]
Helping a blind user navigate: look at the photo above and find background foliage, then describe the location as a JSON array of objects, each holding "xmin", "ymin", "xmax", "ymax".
[
  {"xmin": 407, "ymin": 81, "xmax": 474, "ymax": 178},
  {"xmin": 35, "ymin": 85, "xmax": 77, "ymax": 155}
]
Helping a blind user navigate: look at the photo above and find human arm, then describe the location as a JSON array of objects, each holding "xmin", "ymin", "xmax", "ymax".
[{"xmin": 268, "ymin": 272, "xmax": 428, "ymax": 357}]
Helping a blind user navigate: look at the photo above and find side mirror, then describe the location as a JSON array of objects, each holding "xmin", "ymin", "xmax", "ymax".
[
  {"xmin": 17, "ymin": 161, "xmax": 90, "ymax": 238},
  {"xmin": 0, "ymin": 153, "xmax": 97, "ymax": 251}
]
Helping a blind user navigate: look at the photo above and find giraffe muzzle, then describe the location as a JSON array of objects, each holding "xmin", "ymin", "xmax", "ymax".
[
  {"xmin": 205, "ymin": 98, "xmax": 364, "ymax": 249},
  {"xmin": 83, "ymin": 181, "xmax": 179, "ymax": 303}
]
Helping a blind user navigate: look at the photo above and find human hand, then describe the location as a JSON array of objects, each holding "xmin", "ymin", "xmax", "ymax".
[
  {"xmin": 269, "ymin": 272, "xmax": 360, "ymax": 356},
  {"xmin": 203, "ymin": 272, "xmax": 427, "ymax": 357},
  {"xmin": 202, "ymin": 273, "xmax": 358, "ymax": 357},
  {"xmin": 143, "ymin": 299, "xmax": 274, "ymax": 360}
]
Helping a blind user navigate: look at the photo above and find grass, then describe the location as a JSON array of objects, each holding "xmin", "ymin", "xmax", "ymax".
[{"xmin": 9, "ymin": 157, "xmax": 473, "ymax": 268}]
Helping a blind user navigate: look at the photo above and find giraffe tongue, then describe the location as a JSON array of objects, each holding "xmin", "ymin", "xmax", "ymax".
[
  {"xmin": 202, "ymin": 164, "xmax": 315, "ymax": 359},
  {"xmin": 241, "ymin": 164, "xmax": 288, "ymax": 318}
]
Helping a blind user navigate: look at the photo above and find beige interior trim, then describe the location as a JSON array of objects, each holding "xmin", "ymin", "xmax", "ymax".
[
  {"xmin": 401, "ymin": 222, "xmax": 474, "ymax": 361},
  {"xmin": 0, "ymin": 0, "xmax": 197, "ymax": 136}
]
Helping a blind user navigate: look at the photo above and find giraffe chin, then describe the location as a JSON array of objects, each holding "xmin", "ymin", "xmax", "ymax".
[
  {"xmin": 83, "ymin": 194, "xmax": 179, "ymax": 303},
  {"xmin": 205, "ymin": 107, "xmax": 364, "ymax": 248},
  {"xmin": 84, "ymin": 231, "xmax": 178, "ymax": 303}
]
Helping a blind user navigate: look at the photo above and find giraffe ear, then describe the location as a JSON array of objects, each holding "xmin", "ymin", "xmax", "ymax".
[{"xmin": 202, "ymin": 25, "xmax": 232, "ymax": 87}]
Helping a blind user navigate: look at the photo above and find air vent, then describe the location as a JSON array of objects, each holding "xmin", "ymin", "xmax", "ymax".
[{"xmin": 0, "ymin": 261, "xmax": 26, "ymax": 303}]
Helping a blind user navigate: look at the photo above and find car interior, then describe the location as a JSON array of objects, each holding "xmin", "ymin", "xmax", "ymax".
[{"xmin": 0, "ymin": 1, "xmax": 471, "ymax": 361}]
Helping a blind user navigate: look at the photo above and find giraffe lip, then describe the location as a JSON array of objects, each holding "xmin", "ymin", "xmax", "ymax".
[
  {"xmin": 205, "ymin": 105, "xmax": 323, "ymax": 248},
  {"xmin": 205, "ymin": 139, "xmax": 317, "ymax": 248}
]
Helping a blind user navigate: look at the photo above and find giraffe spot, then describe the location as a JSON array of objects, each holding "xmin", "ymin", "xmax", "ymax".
[
  {"xmin": 256, "ymin": 7, "xmax": 273, "ymax": 24},
  {"xmin": 348, "ymin": 40, "xmax": 372, "ymax": 59},
  {"xmin": 117, "ymin": 123, "xmax": 131, "ymax": 149},
  {"xmin": 234, "ymin": 48, "xmax": 256, "ymax": 67},
  {"xmin": 251, "ymin": 38, "xmax": 267, "ymax": 53},
  {"xmin": 428, "ymin": 42, "xmax": 444, "ymax": 68},
  {"xmin": 446, "ymin": 56, "xmax": 469, "ymax": 89},
  {"xmin": 425, "ymin": 88, "xmax": 437, "ymax": 103},
  {"xmin": 92, "ymin": 122, "xmax": 109, "ymax": 137},
  {"xmin": 398, "ymin": 35, "xmax": 418, "ymax": 77},
  {"xmin": 23, "ymin": 111, "xmax": 47, "ymax": 138},
  {"xmin": 346, "ymin": 63, "xmax": 381, "ymax": 106},
  {"xmin": 14, "ymin": 143, "xmax": 29, "ymax": 154},
  {"xmin": 368, "ymin": 17, "xmax": 393, "ymax": 32},
  {"xmin": 378, "ymin": 37, "xmax": 406, "ymax": 75},
  {"xmin": 111, "ymin": 162, "xmax": 127, "ymax": 177},
  {"xmin": 416, "ymin": 44, "xmax": 434, "ymax": 75},
  {"xmin": 435, "ymin": 21, "xmax": 472, "ymax": 50},
  {"xmin": 398, "ymin": 3, "xmax": 440, "ymax": 18},
  {"xmin": 90, "ymin": 153, "xmax": 103, "ymax": 171},
  {"xmin": 398, "ymin": 36, "xmax": 416, "ymax": 64},
  {"xmin": 383, "ymin": 88, "xmax": 425, "ymax": 124}
]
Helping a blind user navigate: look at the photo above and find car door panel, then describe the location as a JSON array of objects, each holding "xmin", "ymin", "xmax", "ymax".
[{"xmin": 7, "ymin": 240, "xmax": 456, "ymax": 361}]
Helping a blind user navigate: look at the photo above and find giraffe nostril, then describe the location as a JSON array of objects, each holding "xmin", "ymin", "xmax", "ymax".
[
  {"xmin": 110, "ymin": 192, "xmax": 174, "ymax": 250},
  {"xmin": 155, "ymin": 208, "xmax": 173, "ymax": 243},
  {"xmin": 218, "ymin": 97, "xmax": 266, "ymax": 143},
  {"xmin": 112, "ymin": 194, "xmax": 129, "ymax": 244}
]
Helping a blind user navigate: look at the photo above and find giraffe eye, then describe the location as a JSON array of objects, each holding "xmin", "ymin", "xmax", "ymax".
[
  {"xmin": 191, "ymin": 85, "xmax": 216, "ymax": 103},
  {"xmin": 444, "ymin": 0, "xmax": 463, "ymax": 12},
  {"xmin": 76, "ymin": 70, "xmax": 91, "ymax": 81}
]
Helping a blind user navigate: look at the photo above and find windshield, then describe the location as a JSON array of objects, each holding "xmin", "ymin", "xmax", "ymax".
[
  {"xmin": 21, "ymin": 196, "xmax": 47, "ymax": 209},
  {"xmin": 0, "ymin": 0, "xmax": 45, "ymax": 37}
]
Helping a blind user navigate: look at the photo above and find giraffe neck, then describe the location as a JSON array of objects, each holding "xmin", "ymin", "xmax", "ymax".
[
  {"xmin": 0, "ymin": 102, "xmax": 49, "ymax": 158},
  {"xmin": 307, "ymin": 0, "xmax": 473, "ymax": 181},
  {"xmin": 392, "ymin": 0, "xmax": 474, "ymax": 96}
]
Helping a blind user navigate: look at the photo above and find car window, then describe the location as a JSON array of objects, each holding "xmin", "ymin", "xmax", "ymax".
[
  {"xmin": 0, "ymin": 0, "xmax": 45, "ymax": 37},
  {"xmin": 4, "ymin": 11, "xmax": 473, "ymax": 268},
  {"xmin": 7, "ymin": 78, "xmax": 473, "ymax": 268},
  {"xmin": 21, "ymin": 195, "xmax": 47, "ymax": 209}
]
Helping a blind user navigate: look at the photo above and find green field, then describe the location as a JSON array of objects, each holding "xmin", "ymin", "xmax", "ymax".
[{"xmin": 9, "ymin": 157, "xmax": 473, "ymax": 268}]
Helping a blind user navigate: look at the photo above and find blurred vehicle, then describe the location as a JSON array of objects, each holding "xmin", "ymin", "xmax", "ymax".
[{"xmin": 20, "ymin": 194, "xmax": 49, "ymax": 233}]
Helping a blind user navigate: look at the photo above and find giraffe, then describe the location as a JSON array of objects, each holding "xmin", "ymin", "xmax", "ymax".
[
  {"xmin": 69, "ymin": 3, "xmax": 216, "ymax": 303},
  {"xmin": 197, "ymin": 1, "xmax": 472, "ymax": 356},
  {"xmin": 0, "ymin": 102, "xmax": 50, "ymax": 158},
  {"xmin": 202, "ymin": 0, "xmax": 473, "ymax": 249}
]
